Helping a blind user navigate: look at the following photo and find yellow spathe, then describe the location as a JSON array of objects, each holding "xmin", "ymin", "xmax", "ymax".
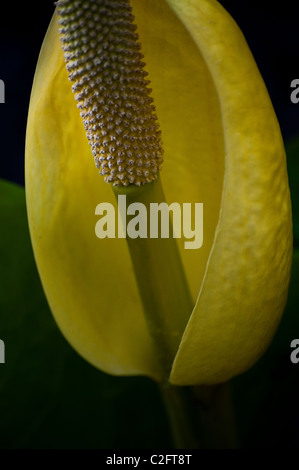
[{"xmin": 25, "ymin": 0, "xmax": 292, "ymax": 385}]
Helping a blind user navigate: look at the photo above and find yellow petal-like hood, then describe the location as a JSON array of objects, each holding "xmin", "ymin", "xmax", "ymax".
[
  {"xmin": 25, "ymin": 0, "xmax": 292, "ymax": 385},
  {"xmin": 167, "ymin": 0, "xmax": 293, "ymax": 384}
]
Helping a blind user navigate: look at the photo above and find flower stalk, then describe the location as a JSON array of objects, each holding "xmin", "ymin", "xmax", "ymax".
[
  {"xmin": 161, "ymin": 382, "xmax": 238, "ymax": 449},
  {"xmin": 113, "ymin": 177, "xmax": 192, "ymax": 378},
  {"xmin": 114, "ymin": 178, "xmax": 238, "ymax": 448}
]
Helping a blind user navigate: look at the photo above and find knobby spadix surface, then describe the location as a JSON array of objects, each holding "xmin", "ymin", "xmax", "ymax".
[{"xmin": 25, "ymin": 0, "xmax": 292, "ymax": 385}]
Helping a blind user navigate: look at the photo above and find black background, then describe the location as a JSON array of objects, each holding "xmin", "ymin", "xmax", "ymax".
[{"xmin": 0, "ymin": 0, "xmax": 299, "ymax": 185}]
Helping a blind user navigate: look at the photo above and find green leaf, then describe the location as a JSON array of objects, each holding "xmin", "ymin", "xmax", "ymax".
[{"xmin": 0, "ymin": 179, "xmax": 171, "ymax": 449}]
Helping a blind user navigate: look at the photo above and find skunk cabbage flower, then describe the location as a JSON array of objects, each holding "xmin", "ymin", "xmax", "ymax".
[{"xmin": 25, "ymin": 0, "xmax": 293, "ymax": 385}]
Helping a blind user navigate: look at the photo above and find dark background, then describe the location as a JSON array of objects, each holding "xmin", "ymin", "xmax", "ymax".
[
  {"xmin": 0, "ymin": 0, "xmax": 299, "ymax": 185},
  {"xmin": 0, "ymin": 0, "xmax": 299, "ymax": 449}
]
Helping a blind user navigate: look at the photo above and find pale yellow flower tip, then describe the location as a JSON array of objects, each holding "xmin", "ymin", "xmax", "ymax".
[{"xmin": 25, "ymin": 0, "xmax": 292, "ymax": 385}]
